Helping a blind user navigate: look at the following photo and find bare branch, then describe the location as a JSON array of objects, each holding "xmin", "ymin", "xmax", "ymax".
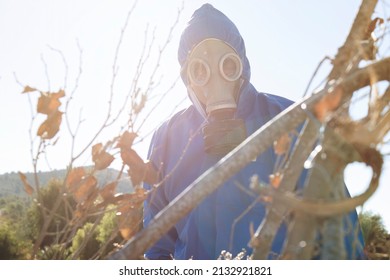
[
  {"xmin": 47, "ymin": 44, "xmax": 69, "ymax": 91},
  {"xmin": 302, "ymin": 56, "xmax": 332, "ymax": 97},
  {"xmin": 40, "ymin": 53, "xmax": 51, "ymax": 92},
  {"xmin": 328, "ymin": 0, "xmax": 379, "ymax": 80}
]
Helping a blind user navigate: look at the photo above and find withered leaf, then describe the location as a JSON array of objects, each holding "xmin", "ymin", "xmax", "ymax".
[
  {"xmin": 261, "ymin": 196, "xmax": 273, "ymax": 203},
  {"xmin": 37, "ymin": 111, "xmax": 63, "ymax": 139},
  {"xmin": 313, "ymin": 86, "xmax": 343, "ymax": 122},
  {"xmin": 92, "ymin": 143, "xmax": 114, "ymax": 170},
  {"xmin": 121, "ymin": 149, "xmax": 144, "ymax": 168},
  {"xmin": 134, "ymin": 187, "xmax": 147, "ymax": 200},
  {"xmin": 53, "ymin": 89, "xmax": 65, "ymax": 98},
  {"xmin": 73, "ymin": 208, "xmax": 84, "ymax": 221},
  {"xmin": 121, "ymin": 149, "xmax": 146, "ymax": 186},
  {"xmin": 133, "ymin": 94, "xmax": 147, "ymax": 114},
  {"xmin": 99, "ymin": 181, "xmax": 118, "ymax": 202},
  {"xmin": 66, "ymin": 167, "xmax": 86, "ymax": 192},
  {"xmin": 117, "ymin": 131, "xmax": 137, "ymax": 150},
  {"xmin": 273, "ymin": 133, "xmax": 291, "ymax": 156},
  {"xmin": 92, "ymin": 143, "xmax": 103, "ymax": 162},
  {"xmin": 95, "ymin": 152, "xmax": 115, "ymax": 170},
  {"xmin": 113, "ymin": 192, "xmax": 143, "ymax": 205},
  {"xmin": 73, "ymin": 175, "xmax": 97, "ymax": 204},
  {"xmin": 119, "ymin": 228, "xmax": 130, "ymax": 240},
  {"xmin": 366, "ymin": 17, "xmax": 385, "ymax": 38},
  {"xmin": 18, "ymin": 171, "xmax": 34, "ymax": 195},
  {"xmin": 144, "ymin": 161, "xmax": 159, "ymax": 185},
  {"xmin": 21, "ymin": 86, "xmax": 37, "ymax": 94},
  {"xmin": 37, "ymin": 93, "xmax": 61, "ymax": 115},
  {"xmin": 117, "ymin": 203, "xmax": 142, "ymax": 240},
  {"xmin": 269, "ymin": 172, "xmax": 283, "ymax": 189}
]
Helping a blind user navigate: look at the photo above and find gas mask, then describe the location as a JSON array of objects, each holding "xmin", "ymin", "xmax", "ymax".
[{"xmin": 184, "ymin": 39, "xmax": 247, "ymax": 156}]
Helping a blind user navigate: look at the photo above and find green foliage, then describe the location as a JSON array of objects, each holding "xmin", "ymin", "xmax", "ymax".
[
  {"xmin": 96, "ymin": 206, "xmax": 118, "ymax": 245},
  {"xmin": 25, "ymin": 178, "xmax": 76, "ymax": 247},
  {"xmin": 70, "ymin": 208, "xmax": 122, "ymax": 259},
  {"xmin": 95, "ymin": 206, "xmax": 122, "ymax": 257},
  {"xmin": 0, "ymin": 173, "xmax": 127, "ymax": 259},
  {"xmin": 0, "ymin": 195, "xmax": 30, "ymax": 221},
  {"xmin": 71, "ymin": 223, "xmax": 100, "ymax": 259},
  {"xmin": 359, "ymin": 211, "xmax": 388, "ymax": 245},
  {"xmin": 0, "ymin": 222, "xmax": 28, "ymax": 259},
  {"xmin": 0, "ymin": 224, "xmax": 19, "ymax": 259},
  {"xmin": 0, "ymin": 196, "xmax": 33, "ymax": 259},
  {"xmin": 37, "ymin": 244, "xmax": 71, "ymax": 260}
]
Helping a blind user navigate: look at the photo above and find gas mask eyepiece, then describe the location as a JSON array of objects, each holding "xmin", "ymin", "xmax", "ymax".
[
  {"xmin": 187, "ymin": 53, "xmax": 242, "ymax": 87},
  {"xmin": 185, "ymin": 39, "xmax": 247, "ymax": 156}
]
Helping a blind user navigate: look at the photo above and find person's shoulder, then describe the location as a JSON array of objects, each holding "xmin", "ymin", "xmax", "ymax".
[
  {"xmin": 238, "ymin": 84, "xmax": 295, "ymax": 119},
  {"xmin": 154, "ymin": 105, "xmax": 200, "ymax": 134},
  {"xmin": 258, "ymin": 92, "xmax": 294, "ymax": 110}
]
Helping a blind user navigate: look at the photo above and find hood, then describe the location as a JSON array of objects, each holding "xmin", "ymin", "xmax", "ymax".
[{"xmin": 178, "ymin": 3, "xmax": 251, "ymax": 88}]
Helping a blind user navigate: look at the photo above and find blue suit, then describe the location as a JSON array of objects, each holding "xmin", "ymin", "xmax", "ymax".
[{"xmin": 143, "ymin": 4, "xmax": 364, "ymax": 260}]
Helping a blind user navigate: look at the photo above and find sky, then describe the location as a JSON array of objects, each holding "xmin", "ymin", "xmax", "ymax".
[{"xmin": 0, "ymin": 0, "xmax": 389, "ymax": 230}]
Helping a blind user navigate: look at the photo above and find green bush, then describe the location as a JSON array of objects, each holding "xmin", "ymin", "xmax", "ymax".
[
  {"xmin": 37, "ymin": 244, "xmax": 71, "ymax": 260},
  {"xmin": 359, "ymin": 211, "xmax": 387, "ymax": 245},
  {"xmin": 25, "ymin": 178, "xmax": 76, "ymax": 247},
  {"xmin": 0, "ymin": 223, "xmax": 22, "ymax": 259},
  {"xmin": 71, "ymin": 223, "xmax": 100, "ymax": 259}
]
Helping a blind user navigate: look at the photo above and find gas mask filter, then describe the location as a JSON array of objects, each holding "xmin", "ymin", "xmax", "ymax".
[{"xmin": 185, "ymin": 39, "xmax": 247, "ymax": 156}]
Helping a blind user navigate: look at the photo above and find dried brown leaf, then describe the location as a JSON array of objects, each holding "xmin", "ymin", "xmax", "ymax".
[
  {"xmin": 144, "ymin": 161, "xmax": 159, "ymax": 185},
  {"xmin": 113, "ymin": 191, "xmax": 146, "ymax": 206},
  {"xmin": 37, "ymin": 111, "xmax": 63, "ymax": 139},
  {"xmin": 117, "ymin": 203, "xmax": 142, "ymax": 240},
  {"xmin": 53, "ymin": 89, "xmax": 65, "ymax": 98},
  {"xmin": 73, "ymin": 175, "xmax": 97, "ymax": 203},
  {"xmin": 99, "ymin": 181, "xmax": 118, "ymax": 202},
  {"xmin": 133, "ymin": 94, "xmax": 147, "ymax": 114},
  {"xmin": 73, "ymin": 208, "xmax": 84, "ymax": 220},
  {"xmin": 18, "ymin": 171, "xmax": 34, "ymax": 195},
  {"xmin": 313, "ymin": 86, "xmax": 343, "ymax": 122},
  {"xmin": 121, "ymin": 149, "xmax": 146, "ymax": 186},
  {"xmin": 269, "ymin": 172, "xmax": 283, "ymax": 189},
  {"xmin": 66, "ymin": 167, "xmax": 86, "ymax": 192},
  {"xmin": 21, "ymin": 86, "xmax": 37, "ymax": 94},
  {"xmin": 37, "ymin": 94, "xmax": 61, "ymax": 115},
  {"xmin": 92, "ymin": 143, "xmax": 114, "ymax": 170},
  {"xmin": 117, "ymin": 131, "xmax": 137, "ymax": 150},
  {"xmin": 273, "ymin": 133, "xmax": 291, "ymax": 155},
  {"xmin": 135, "ymin": 186, "xmax": 147, "ymax": 198},
  {"xmin": 121, "ymin": 149, "xmax": 143, "ymax": 167},
  {"xmin": 92, "ymin": 143, "xmax": 103, "ymax": 162},
  {"xmin": 261, "ymin": 196, "xmax": 273, "ymax": 203},
  {"xmin": 366, "ymin": 17, "xmax": 385, "ymax": 38},
  {"xmin": 95, "ymin": 152, "xmax": 115, "ymax": 170}
]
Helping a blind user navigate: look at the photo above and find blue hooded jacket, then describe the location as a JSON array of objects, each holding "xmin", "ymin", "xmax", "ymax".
[{"xmin": 143, "ymin": 4, "xmax": 364, "ymax": 260}]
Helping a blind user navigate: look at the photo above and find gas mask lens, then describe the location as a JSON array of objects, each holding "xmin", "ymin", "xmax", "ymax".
[
  {"xmin": 187, "ymin": 53, "xmax": 242, "ymax": 87},
  {"xmin": 188, "ymin": 58, "xmax": 210, "ymax": 86},
  {"xmin": 219, "ymin": 53, "xmax": 242, "ymax": 82}
]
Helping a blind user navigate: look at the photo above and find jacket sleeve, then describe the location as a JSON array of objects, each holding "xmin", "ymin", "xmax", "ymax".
[{"xmin": 143, "ymin": 125, "xmax": 178, "ymax": 260}]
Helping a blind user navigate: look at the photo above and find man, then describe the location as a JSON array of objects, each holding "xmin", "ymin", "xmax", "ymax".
[{"xmin": 141, "ymin": 4, "xmax": 364, "ymax": 260}]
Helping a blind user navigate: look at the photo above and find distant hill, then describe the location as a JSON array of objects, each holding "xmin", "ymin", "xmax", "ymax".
[{"xmin": 0, "ymin": 168, "xmax": 133, "ymax": 198}]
